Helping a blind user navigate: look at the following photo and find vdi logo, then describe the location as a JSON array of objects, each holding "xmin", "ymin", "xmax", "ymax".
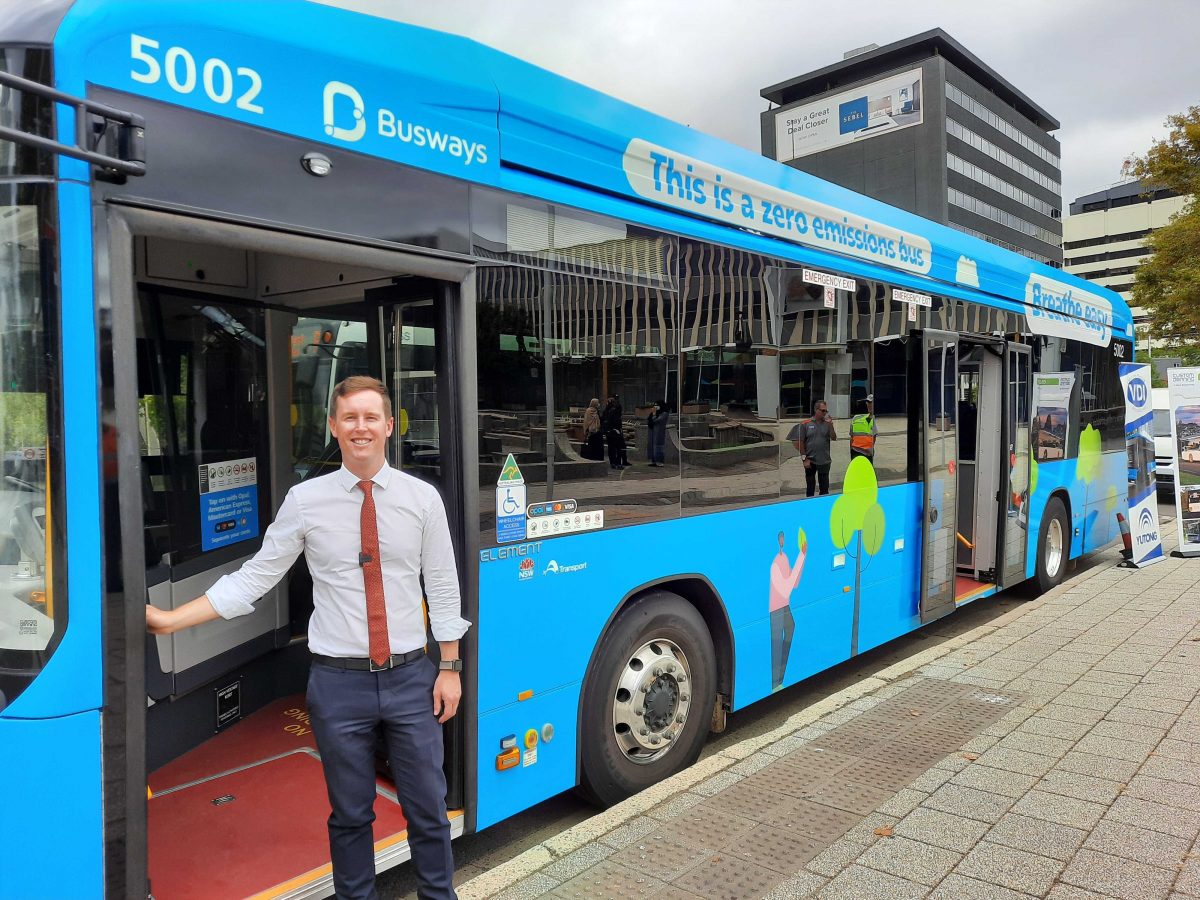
[
  {"xmin": 323, "ymin": 81, "xmax": 366, "ymax": 142},
  {"xmin": 1126, "ymin": 377, "xmax": 1149, "ymax": 408}
]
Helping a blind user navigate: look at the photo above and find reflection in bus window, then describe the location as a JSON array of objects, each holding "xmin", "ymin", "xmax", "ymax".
[
  {"xmin": 0, "ymin": 195, "xmax": 61, "ymax": 679},
  {"xmin": 290, "ymin": 318, "xmax": 370, "ymax": 480}
]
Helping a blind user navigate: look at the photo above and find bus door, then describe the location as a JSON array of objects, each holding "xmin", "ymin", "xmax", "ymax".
[
  {"xmin": 997, "ymin": 343, "xmax": 1033, "ymax": 588},
  {"xmin": 920, "ymin": 330, "xmax": 958, "ymax": 623},
  {"xmin": 955, "ymin": 338, "xmax": 1004, "ymax": 582},
  {"xmin": 137, "ymin": 287, "xmax": 286, "ymax": 702},
  {"xmin": 371, "ymin": 285, "xmax": 468, "ymax": 810}
]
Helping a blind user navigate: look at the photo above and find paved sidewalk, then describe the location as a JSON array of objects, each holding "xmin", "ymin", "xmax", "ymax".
[{"xmin": 460, "ymin": 536, "xmax": 1200, "ymax": 900}]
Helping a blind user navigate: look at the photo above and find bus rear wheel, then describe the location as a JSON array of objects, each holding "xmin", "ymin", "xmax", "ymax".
[
  {"xmin": 579, "ymin": 591, "xmax": 716, "ymax": 808},
  {"xmin": 1034, "ymin": 496, "xmax": 1069, "ymax": 594}
]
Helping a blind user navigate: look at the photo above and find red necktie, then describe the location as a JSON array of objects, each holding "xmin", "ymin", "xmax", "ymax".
[{"xmin": 358, "ymin": 480, "xmax": 391, "ymax": 666}]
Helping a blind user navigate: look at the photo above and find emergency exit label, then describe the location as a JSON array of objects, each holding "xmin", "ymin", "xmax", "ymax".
[{"xmin": 199, "ymin": 456, "xmax": 260, "ymax": 552}]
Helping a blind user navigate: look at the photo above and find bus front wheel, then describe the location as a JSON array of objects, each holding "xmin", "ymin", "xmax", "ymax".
[
  {"xmin": 1034, "ymin": 496, "xmax": 1069, "ymax": 594},
  {"xmin": 579, "ymin": 591, "xmax": 716, "ymax": 808}
]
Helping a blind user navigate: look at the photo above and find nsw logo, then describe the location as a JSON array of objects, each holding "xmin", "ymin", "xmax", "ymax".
[
  {"xmin": 1125, "ymin": 377, "xmax": 1149, "ymax": 409},
  {"xmin": 323, "ymin": 81, "xmax": 366, "ymax": 142},
  {"xmin": 518, "ymin": 557, "xmax": 535, "ymax": 581}
]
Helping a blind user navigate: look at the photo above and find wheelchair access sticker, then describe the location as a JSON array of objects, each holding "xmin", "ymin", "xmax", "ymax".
[{"xmin": 495, "ymin": 453, "xmax": 526, "ymax": 544}]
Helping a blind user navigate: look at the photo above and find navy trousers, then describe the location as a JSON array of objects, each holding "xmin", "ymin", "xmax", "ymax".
[{"xmin": 307, "ymin": 656, "xmax": 455, "ymax": 900}]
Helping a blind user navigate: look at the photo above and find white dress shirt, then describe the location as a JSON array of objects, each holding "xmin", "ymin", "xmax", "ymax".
[{"xmin": 207, "ymin": 464, "xmax": 470, "ymax": 657}]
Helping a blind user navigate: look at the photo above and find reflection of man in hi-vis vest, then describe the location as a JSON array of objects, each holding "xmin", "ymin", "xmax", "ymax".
[{"xmin": 850, "ymin": 394, "xmax": 878, "ymax": 461}]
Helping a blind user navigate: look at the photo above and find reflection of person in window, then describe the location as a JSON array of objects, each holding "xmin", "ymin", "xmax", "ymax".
[
  {"xmin": 602, "ymin": 396, "xmax": 628, "ymax": 469},
  {"xmin": 769, "ymin": 530, "xmax": 806, "ymax": 692},
  {"xmin": 647, "ymin": 400, "xmax": 670, "ymax": 466},
  {"xmin": 790, "ymin": 400, "xmax": 837, "ymax": 496},
  {"xmin": 580, "ymin": 398, "xmax": 604, "ymax": 460},
  {"xmin": 849, "ymin": 395, "xmax": 878, "ymax": 462}
]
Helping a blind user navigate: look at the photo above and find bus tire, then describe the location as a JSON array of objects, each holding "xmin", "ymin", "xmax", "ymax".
[
  {"xmin": 1034, "ymin": 496, "xmax": 1069, "ymax": 594},
  {"xmin": 578, "ymin": 591, "xmax": 716, "ymax": 808}
]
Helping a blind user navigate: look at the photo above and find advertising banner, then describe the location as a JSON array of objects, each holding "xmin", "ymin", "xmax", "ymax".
[
  {"xmin": 1167, "ymin": 367, "xmax": 1200, "ymax": 556},
  {"xmin": 774, "ymin": 69, "xmax": 923, "ymax": 162},
  {"xmin": 1119, "ymin": 363, "xmax": 1163, "ymax": 567},
  {"xmin": 1032, "ymin": 373, "xmax": 1076, "ymax": 462}
]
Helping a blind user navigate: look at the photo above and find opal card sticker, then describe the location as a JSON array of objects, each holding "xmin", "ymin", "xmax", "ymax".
[{"xmin": 199, "ymin": 457, "xmax": 260, "ymax": 551}]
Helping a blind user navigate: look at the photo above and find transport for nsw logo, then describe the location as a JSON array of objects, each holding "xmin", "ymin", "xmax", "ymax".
[{"xmin": 323, "ymin": 81, "xmax": 366, "ymax": 142}]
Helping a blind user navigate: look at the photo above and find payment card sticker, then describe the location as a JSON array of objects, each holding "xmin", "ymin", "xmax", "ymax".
[{"xmin": 199, "ymin": 457, "xmax": 260, "ymax": 551}]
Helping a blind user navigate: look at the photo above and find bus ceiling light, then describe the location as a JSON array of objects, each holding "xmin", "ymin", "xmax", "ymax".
[{"xmin": 301, "ymin": 152, "xmax": 332, "ymax": 176}]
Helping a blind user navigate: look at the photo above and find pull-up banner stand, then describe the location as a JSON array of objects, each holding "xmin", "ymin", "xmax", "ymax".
[
  {"xmin": 1118, "ymin": 363, "xmax": 1163, "ymax": 567},
  {"xmin": 1167, "ymin": 367, "xmax": 1200, "ymax": 557}
]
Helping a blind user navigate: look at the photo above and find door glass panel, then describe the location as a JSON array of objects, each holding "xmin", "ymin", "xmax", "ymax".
[
  {"xmin": 922, "ymin": 335, "xmax": 957, "ymax": 618},
  {"xmin": 135, "ymin": 291, "xmax": 270, "ymax": 569},
  {"xmin": 290, "ymin": 317, "xmax": 370, "ymax": 481},
  {"xmin": 1001, "ymin": 346, "xmax": 1032, "ymax": 586},
  {"xmin": 387, "ymin": 301, "xmax": 440, "ymax": 482}
]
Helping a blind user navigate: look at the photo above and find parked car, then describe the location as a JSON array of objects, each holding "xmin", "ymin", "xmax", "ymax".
[{"xmin": 1153, "ymin": 387, "xmax": 1176, "ymax": 496}]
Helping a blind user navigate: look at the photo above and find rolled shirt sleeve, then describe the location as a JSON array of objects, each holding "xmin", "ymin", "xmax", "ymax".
[
  {"xmin": 421, "ymin": 487, "xmax": 471, "ymax": 642},
  {"xmin": 206, "ymin": 489, "xmax": 306, "ymax": 619}
]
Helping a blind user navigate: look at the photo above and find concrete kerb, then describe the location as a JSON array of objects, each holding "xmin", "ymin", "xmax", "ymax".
[{"xmin": 457, "ymin": 571, "xmax": 1098, "ymax": 899}]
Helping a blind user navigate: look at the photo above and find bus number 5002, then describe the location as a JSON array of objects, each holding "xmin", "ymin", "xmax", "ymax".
[{"xmin": 130, "ymin": 34, "xmax": 264, "ymax": 114}]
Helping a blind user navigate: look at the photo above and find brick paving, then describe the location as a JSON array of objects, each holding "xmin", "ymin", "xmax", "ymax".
[{"xmin": 462, "ymin": 536, "xmax": 1200, "ymax": 900}]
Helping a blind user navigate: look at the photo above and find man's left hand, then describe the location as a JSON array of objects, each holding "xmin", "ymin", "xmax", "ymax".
[{"xmin": 433, "ymin": 671, "xmax": 461, "ymax": 723}]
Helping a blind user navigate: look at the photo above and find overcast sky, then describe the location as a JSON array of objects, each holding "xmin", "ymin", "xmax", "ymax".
[{"xmin": 321, "ymin": 0, "xmax": 1198, "ymax": 207}]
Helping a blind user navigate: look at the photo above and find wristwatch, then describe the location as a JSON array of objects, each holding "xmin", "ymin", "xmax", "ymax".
[{"xmin": 438, "ymin": 658, "xmax": 463, "ymax": 672}]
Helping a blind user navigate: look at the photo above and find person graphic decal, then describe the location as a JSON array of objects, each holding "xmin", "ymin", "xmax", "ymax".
[{"xmin": 769, "ymin": 528, "xmax": 807, "ymax": 692}]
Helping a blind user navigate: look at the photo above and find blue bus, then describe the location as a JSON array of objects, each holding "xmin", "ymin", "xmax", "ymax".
[{"xmin": 0, "ymin": 2, "xmax": 1132, "ymax": 896}]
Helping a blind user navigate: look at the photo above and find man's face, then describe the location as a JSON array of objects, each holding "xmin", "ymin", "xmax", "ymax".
[
  {"xmin": 814, "ymin": 403, "xmax": 829, "ymax": 421},
  {"xmin": 329, "ymin": 389, "xmax": 394, "ymax": 472}
]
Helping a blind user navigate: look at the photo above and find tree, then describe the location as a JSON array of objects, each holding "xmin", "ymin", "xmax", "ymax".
[
  {"xmin": 1122, "ymin": 107, "xmax": 1200, "ymax": 343},
  {"xmin": 829, "ymin": 457, "xmax": 885, "ymax": 656}
]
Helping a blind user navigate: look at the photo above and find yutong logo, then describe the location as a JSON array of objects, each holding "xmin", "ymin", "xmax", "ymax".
[
  {"xmin": 1137, "ymin": 506, "xmax": 1159, "ymax": 545},
  {"xmin": 1126, "ymin": 377, "xmax": 1149, "ymax": 408},
  {"xmin": 322, "ymin": 80, "xmax": 489, "ymax": 165}
]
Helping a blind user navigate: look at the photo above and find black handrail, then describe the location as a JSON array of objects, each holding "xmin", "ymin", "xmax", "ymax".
[{"xmin": 0, "ymin": 69, "xmax": 145, "ymax": 177}]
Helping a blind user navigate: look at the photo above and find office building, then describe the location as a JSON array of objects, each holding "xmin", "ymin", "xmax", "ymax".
[
  {"xmin": 1064, "ymin": 180, "xmax": 1188, "ymax": 352},
  {"xmin": 761, "ymin": 29, "xmax": 1063, "ymax": 266}
]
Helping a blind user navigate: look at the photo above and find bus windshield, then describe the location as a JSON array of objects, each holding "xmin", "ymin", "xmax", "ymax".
[{"xmin": 0, "ymin": 191, "xmax": 57, "ymax": 664}]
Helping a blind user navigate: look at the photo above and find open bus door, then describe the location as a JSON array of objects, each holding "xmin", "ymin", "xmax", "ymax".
[
  {"xmin": 110, "ymin": 208, "xmax": 474, "ymax": 898},
  {"xmin": 998, "ymin": 343, "xmax": 1033, "ymax": 588},
  {"xmin": 919, "ymin": 330, "xmax": 959, "ymax": 624},
  {"xmin": 369, "ymin": 284, "xmax": 469, "ymax": 811}
]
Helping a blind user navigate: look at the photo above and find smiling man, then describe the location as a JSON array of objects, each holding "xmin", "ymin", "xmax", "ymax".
[{"xmin": 146, "ymin": 375, "xmax": 469, "ymax": 900}]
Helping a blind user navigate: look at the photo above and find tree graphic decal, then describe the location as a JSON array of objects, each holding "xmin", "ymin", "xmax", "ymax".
[
  {"xmin": 1076, "ymin": 423, "xmax": 1103, "ymax": 540},
  {"xmin": 830, "ymin": 456, "xmax": 886, "ymax": 656}
]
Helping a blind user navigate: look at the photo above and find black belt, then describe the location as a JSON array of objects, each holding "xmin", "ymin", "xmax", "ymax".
[{"xmin": 311, "ymin": 648, "xmax": 426, "ymax": 671}]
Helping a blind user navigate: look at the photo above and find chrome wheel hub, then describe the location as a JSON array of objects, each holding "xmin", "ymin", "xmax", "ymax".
[
  {"xmin": 1046, "ymin": 517, "xmax": 1063, "ymax": 578},
  {"xmin": 611, "ymin": 639, "xmax": 692, "ymax": 764}
]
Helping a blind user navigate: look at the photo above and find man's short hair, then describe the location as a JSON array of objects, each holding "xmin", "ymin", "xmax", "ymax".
[{"xmin": 331, "ymin": 375, "xmax": 392, "ymax": 419}]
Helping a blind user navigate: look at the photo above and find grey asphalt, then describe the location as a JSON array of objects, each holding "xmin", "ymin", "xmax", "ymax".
[{"xmin": 459, "ymin": 530, "xmax": 1200, "ymax": 900}]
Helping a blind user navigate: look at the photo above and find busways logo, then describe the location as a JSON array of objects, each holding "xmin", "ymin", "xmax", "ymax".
[
  {"xmin": 321, "ymin": 80, "xmax": 489, "ymax": 166},
  {"xmin": 1136, "ymin": 506, "xmax": 1159, "ymax": 546},
  {"xmin": 1126, "ymin": 377, "xmax": 1149, "ymax": 408}
]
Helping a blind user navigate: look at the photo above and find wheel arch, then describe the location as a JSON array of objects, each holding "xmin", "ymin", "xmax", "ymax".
[
  {"xmin": 1049, "ymin": 488, "xmax": 1072, "ymax": 552},
  {"xmin": 574, "ymin": 574, "xmax": 734, "ymax": 780}
]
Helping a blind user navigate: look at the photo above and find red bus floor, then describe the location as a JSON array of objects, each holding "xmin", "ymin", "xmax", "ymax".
[{"xmin": 147, "ymin": 694, "xmax": 409, "ymax": 899}]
